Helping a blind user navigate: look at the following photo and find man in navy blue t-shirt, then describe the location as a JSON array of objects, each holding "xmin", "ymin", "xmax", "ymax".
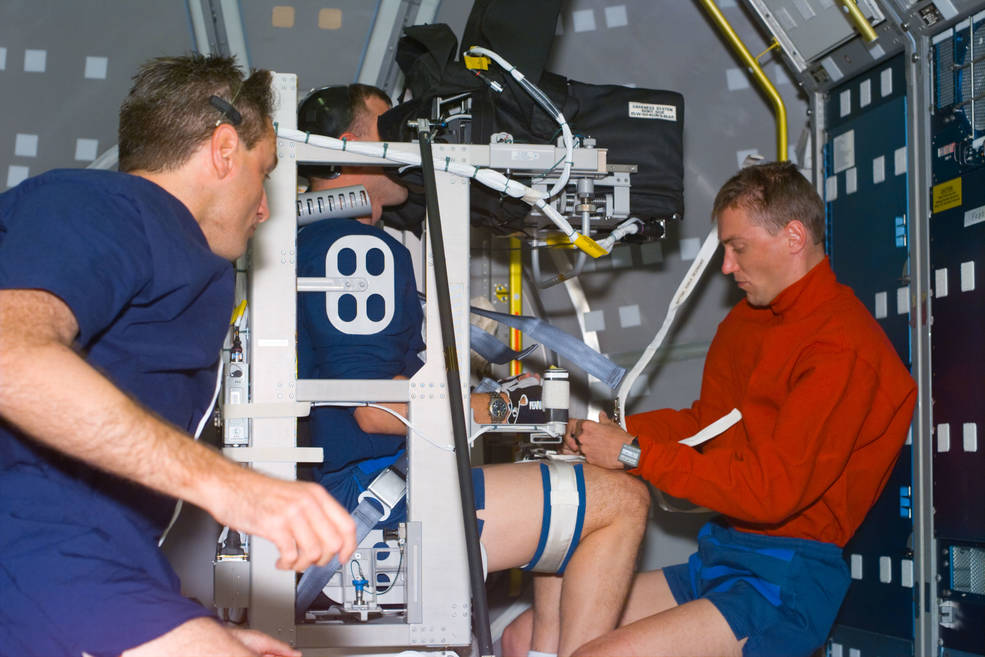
[
  {"xmin": 0, "ymin": 55, "xmax": 355, "ymax": 657},
  {"xmin": 296, "ymin": 84, "xmax": 652, "ymax": 657}
]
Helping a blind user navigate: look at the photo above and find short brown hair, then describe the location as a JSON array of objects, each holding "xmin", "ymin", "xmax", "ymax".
[
  {"xmin": 119, "ymin": 54, "xmax": 274, "ymax": 173},
  {"xmin": 297, "ymin": 83, "xmax": 391, "ymax": 139},
  {"xmin": 712, "ymin": 161, "xmax": 825, "ymax": 244}
]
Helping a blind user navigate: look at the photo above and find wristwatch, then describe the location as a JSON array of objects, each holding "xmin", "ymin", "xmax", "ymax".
[
  {"xmin": 487, "ymin": 394, "xmax": 510, "ymax": 423},
  {"xmin": 617, "ymin": 437, "xmax": 641, "ymax": 469}
]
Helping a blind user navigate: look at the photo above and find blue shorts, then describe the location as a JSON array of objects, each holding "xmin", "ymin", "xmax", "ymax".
[
  {"xmin": 663, "ymin": 521, "xmax": 850, "ymax": 657},
  {"xmin": 0, "ymin": 468, "xmax": 210, "ymax": 657},
  {"xmin": 319, "ymin": 452, "xmax": 486, "ymax": 533}
]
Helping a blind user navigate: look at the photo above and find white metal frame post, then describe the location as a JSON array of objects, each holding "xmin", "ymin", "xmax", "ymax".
[{"xmin": 247, "ymin": 72, "xmax": 306, "ymax": 645}]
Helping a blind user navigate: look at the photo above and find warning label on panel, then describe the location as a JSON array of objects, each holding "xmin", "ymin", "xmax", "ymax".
[
  {"xmin": 628, "ymin": 101, "xmax": 677, "ymax": 121},
  {"xmin": 932, "ymin": 177, "xmax": 962, "ymax": 213}
]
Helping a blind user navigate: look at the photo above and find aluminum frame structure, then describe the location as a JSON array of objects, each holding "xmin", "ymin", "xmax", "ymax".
[{"xmin": 228, "ymin": 72, "xmax": 607, "ymax": 655}]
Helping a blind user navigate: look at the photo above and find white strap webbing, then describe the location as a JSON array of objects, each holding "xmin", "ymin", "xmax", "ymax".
[
  {"xmin": 678, "ymin": 408, "xmax": 743, "ymax": 447},
  {"xmin": 616, "ymin": 228, "xmax": 720, "ymax": 424}
]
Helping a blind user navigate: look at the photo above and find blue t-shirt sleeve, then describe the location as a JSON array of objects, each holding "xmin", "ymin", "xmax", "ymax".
[
  {"xmin": 0, "ymin": 181, "xmax": 151, "ymax": 346},
  {"xmin": 401, "ymin": 291, "xmax": 425, "ymax": 377}
]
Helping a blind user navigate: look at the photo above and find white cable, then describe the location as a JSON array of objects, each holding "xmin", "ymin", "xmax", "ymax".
[
  {"xmin": 596, "ymin": 217, "xmax": 643, "ymax": 253},
  {"xmin": 159, "ymin": 358, "xmax": 225, "ymax": 548},
  {"xmin": 279, "ymin": 128, "xmax": 594, "ymax": 253},
  {"xmin": 465, "ymin": 46, "xmax": 573, "ymax": 197},
  {"xmin": 311, "ymin": 401, "xmax": 453, "ymax": 453},
  {"xmin": 615, "ymin": 228, "xmax": 720, "ymax": 425}
]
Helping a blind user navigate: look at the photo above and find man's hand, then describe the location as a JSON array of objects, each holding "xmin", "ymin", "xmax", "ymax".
[
  {"xmin": 563, "ymin": 411, "xmax": 633, "ymax": 470},
  {"xmin": 0, "ymin": 290, "xmax": 356, "ymax": 573},
  {"xmin": 208, "ymin": 469, "xmax": 357, "ymax": 572},
  {"xmin": 229, "ymin": 627, "xmax": 302, "ymax": 656}
]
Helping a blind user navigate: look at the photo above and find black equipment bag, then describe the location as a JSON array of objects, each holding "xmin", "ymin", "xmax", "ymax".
[{"xmin": 377, "ymin": 1, "xmax": 683, "ymax": 237}]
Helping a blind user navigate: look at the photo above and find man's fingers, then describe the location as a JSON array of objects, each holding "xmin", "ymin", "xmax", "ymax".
[
  {"xmin": 273, "ymin": 532, "xmax": 299, "ymax": 571},
  {"xmin": 290, "ymin": 502, "xmax": 328, "ymax": 571},
  {"xmin": 312, "ymin": 485, "xmax": 357, "ymax": 563},
  {"xmin": 300, "ymin": 491, "xmax": 346, "ymax": 567}
]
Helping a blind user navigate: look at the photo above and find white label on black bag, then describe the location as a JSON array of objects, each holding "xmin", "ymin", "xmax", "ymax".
[{"xmin": 628, "ymin": 101, "xmax": 677, "ymax": 121}]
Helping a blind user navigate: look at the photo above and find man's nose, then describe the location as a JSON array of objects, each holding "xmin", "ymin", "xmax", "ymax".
[
  {"xmin": 721, "ymin": 249, "xmax": 737, "ymax": 275},
  {"xmin": 257, "ymin": 189, "xmax": 270, "ymax": 223}
]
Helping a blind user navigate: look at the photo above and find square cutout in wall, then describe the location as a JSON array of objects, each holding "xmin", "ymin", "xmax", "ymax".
[
  {"xmin": 84, "ymin": 56, "xmax": 108, "ymax": 80},
  {"xmin": 15, "ymin": 134, "xmax": 38, "ymax": 158},
  {"xmin": 24, "ymin": 49, "xmax": 46, "ymax": 73},
  {"xmin": 75, "ymin": 138, "xmax": 99, "ymax": 162},
  {"xmin": 6, "ymin": 165, "xmax": 30, "ymax": 189},
  {"xmin": 272, "ymin": 6, "xmax": 295, "ymax": 28},
  {"xmin": 319, "ymin": 8, "xmax": 342, "ymax": 30}
]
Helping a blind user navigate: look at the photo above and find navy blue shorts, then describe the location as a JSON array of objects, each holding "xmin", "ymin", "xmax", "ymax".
[
  {"xmin": 663, "ymin": 521, "xmax": 850, "ymax": 657},
  {"xmin": 319, "ymin": 452, "xmax": 486, "ymax": 533},
  {"xmin": 0, "ymin": 469, "xmax": 211, "ymax": 657}
]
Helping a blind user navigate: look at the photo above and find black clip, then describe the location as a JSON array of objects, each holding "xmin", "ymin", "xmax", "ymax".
[{"xmin": 209, "ymin": 95, "xmax": 242, "ymax": 126}]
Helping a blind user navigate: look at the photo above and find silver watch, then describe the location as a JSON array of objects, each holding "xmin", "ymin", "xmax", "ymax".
[
  {"xmin": 617, "ymin": 437, "xmax": 641, "ymax": 469},
  {"xmin": 487, "ymin": 394, "xmax": 510, "ymax": 423}
]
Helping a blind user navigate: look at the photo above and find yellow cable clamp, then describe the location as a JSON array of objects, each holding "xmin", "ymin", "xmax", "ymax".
[
  {"xmin": 572, "ymin": 233, "xmax": 608, "ymax": 258},
  {"xmin": 464, "ymin": 54, "xmax": 490, "ymax": 71}
]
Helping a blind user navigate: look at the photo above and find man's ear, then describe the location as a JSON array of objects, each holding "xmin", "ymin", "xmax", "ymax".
[
  {"xmin": 784, "ymin": 219, "xmax": 809, "ymax": 254},
  {"xmin": 338, "ymin": 130, "xmax": 359, "ymax": 143},
  {"xmin": 210, "ymin": 124, "xmax": 240, "ymax": 179}
]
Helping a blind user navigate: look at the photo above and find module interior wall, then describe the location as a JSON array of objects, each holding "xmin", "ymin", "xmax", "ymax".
[{"xmin": 0, "ymin": 1, "xmax": 193, "ymax": 189}]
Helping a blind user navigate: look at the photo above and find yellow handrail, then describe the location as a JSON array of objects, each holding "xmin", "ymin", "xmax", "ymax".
[
  {"xmin": 698, "ymin": 0, "xmax": 787, "ymax": 162},
  {"xmin": 838, "ymin": 0, "xmax": 878, "ymax": 43}
]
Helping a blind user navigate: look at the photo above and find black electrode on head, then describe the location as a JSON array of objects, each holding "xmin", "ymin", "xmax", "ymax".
[{"xmin": 209, "ymin": 95, "xmax": 242, "ymax": 126}]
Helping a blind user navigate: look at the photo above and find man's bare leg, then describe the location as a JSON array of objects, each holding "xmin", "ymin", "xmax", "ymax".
[
  {"xmin": 571, "ymin": 569, "xmax": 746, "ymax": 657},
  {"xmin": 478, "ymin": 462, "xmax": 649, "ymax": 656},
  {"xmin": 500, "ymin": 604, "xmax": 534, "ymax": 657},
  {"xmin": 530, "ymin": 574, "xmax": 563, "ymax": 654}
]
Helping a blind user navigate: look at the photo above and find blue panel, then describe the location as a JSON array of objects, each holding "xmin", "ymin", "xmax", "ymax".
[
  {"xmin": 827, "ymin": 624, "xmax": 913, "ymax": 657},
  {"xmin": 930, "ymin": 165, "xmax": 985, "ymax": 544},
  {"xmin": 930, "ymin": 24, "xmax": 985, "ymax": 657},
  {"xmin": 824, "ymin": 54, "xmax": 914, "ymax": 643}
]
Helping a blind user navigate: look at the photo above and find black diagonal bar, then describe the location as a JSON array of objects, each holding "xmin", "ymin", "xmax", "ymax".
[{"xmin": 415, "ymin": 124, "xmax": 493, "ymax": 656}]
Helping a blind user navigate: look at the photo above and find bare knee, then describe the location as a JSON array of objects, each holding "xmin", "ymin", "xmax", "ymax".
[
  {"xmin": 620, "ymin": 473, "xmax": 651, "ymax": 519},
  {"xmin": 599, "ymin": 468, "xmax": 650, "ymax": 520}
]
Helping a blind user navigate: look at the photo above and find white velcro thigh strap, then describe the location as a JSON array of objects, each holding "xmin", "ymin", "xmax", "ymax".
[{"xmin": 523, "ymin": 461, "xmax": 586, "ymax": 574}]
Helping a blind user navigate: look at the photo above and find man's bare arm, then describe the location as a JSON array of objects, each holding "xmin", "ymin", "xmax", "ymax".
[
  {"xmin": 0, "ymin": 289, "xmax": 355, "ymax": 570},
  {"xmin": 352, "ymin": 379, "xmax": 500, "ymax": 436}
]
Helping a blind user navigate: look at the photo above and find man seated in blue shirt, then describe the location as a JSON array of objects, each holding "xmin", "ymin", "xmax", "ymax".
[
  {"xmin": 0, "ymin": 55, "xmax": 356, "ymax": 657},
  {"xmin": 296, "ymin": 84, "xmax": 650, "ymax": 657}
]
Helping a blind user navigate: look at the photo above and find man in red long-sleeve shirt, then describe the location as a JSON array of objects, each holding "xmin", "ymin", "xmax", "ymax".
[{"xmin": 505, "ymin": 161, "xmax": 916, "ymax": 657}]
